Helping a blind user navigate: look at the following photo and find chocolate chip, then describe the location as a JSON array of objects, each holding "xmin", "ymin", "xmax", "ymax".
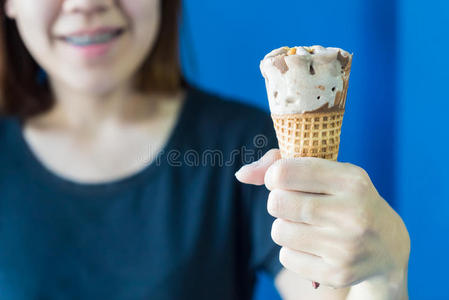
[
  {"xmin": 309, "ymin": 64, "xmax": 315, "ymax": 75},
  {"xmin": 273, "ymin": 55, "xmax": 289, "ymax": 74},
  {"xmin": 337, "ymin": 51, "xmax": 350, "ymax": 69}
]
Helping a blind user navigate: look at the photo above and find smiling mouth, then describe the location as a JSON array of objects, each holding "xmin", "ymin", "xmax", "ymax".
[{"xmin": 59, "ymin": 28, "xmax": 125, "ymax": 47}]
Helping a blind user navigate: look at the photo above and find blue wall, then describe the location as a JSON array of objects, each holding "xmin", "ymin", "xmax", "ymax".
[
  {"xmin": 397, "ymin": 0, "xmax": 449, "ymax": 299},
  {"xmin": 181, "ymin": 0, "xmax": 396, "ymax": 205},
  {"xmin": 181, "ymin": 0, "xmax": 448, "ymax": 298}
]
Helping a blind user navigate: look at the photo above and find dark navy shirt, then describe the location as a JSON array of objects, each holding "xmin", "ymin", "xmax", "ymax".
[{"xmin": 0, "ymin": 87, "xmax": 282, "ymax": 300}]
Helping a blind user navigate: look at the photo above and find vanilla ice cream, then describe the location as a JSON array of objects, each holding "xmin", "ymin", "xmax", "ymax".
[{"xmin": 260, "ymin": 45, "xmax": 352, "ymax": 114}]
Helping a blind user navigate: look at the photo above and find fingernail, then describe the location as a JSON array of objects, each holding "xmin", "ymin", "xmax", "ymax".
[
  {"xmin": 235, "ymin": 160, "xmax": 260, "ymax": 178},
  {"xmin": 235, "ymin": 166, "xmax": 246, "ymax": 179},
  {"xmin": 235, "ymin": 169, "xmax": 243, "ymax": 179}
]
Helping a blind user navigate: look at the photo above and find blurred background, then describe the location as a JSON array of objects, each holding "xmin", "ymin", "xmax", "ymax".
[{"xmin": 180, "ymin": 0, "xmax": 449, "ymax": 299}]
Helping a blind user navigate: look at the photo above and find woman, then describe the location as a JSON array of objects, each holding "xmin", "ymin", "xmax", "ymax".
[{"xmin": 0, "ymin": 0, "xmax": 410, "ymax": 299}]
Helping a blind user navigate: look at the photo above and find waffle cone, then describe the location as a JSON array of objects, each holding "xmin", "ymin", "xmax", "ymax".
[{"xmin": 271, "ymin": 109, "xmax": 345, "ymax": 160}]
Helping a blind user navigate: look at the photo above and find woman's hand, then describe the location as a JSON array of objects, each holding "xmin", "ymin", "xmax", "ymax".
[{"xmin": 236, "ymin": 149, "xmax": 410, "ymax": 296}]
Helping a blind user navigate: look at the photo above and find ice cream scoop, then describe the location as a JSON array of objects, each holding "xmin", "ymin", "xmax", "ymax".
[{"xmin": 260, "ymin": 46, "xmax": 352, "ymax": 115}]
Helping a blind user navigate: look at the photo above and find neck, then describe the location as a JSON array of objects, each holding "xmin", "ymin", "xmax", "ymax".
[{"xmin": 36, "ymin": 78, "xmax": 174, "ymax": 132}]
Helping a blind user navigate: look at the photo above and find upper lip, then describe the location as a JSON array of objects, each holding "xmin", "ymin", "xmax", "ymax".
[{"xmin": 56, "ymin": 26, "xmax": 125, "ymax": 38}]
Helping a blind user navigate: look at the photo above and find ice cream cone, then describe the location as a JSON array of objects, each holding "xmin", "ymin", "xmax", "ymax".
[
  {"xmin": 260, "ymin": 45, "xmax": 352, "ymax": 162},
  {"xmin": 271, "ymin": 109, "xmax": 345, "ymax": 160},
  {"xmin": 260, "ymin": 45, "xmax": 353, "ymax": 289}
]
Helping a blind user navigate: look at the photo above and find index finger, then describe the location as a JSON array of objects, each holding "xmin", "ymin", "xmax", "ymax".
[
  {"xmin": 267, "ymin": 189, "xmax": 343, "ymax": 226},
  {"xmin": 264, "ymin": 157, "xmax": 356, "ymax": 194}
]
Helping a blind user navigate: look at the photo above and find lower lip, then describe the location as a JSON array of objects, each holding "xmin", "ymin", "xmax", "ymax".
[{"xmin": 61, "ymin": 34, "xmax": 122, "ymax": 59}]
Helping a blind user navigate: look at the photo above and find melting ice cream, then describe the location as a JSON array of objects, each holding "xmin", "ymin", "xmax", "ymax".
[{"xmin": 260, "ymin": 46, "xmax": 352, "ymax": 115}]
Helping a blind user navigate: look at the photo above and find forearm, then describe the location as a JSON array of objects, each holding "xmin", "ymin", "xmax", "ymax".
[{"xmin": 346, "ymin": 268, "xmax": 408, "ymax": 300}]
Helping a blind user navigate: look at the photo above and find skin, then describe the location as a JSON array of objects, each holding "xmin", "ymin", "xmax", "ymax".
[
  {"xmin": 5, "ymin": 0, "xmax": 185, "ymax": 183},
  {"xmin": 236, "ymin": 150, "xmax": 410, "ymax": 299},
  {"xmin": 7, "ymin": 0, "xmax": 159, "ymax": 96},
  {"xmin": 6, "ymin": 0, "xmax": 411, "ymax": 298}
]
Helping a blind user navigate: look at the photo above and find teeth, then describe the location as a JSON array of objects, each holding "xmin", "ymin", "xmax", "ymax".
[{"xmin": 65, "ymin": 31, "xmax": 119, "ymax": 46}]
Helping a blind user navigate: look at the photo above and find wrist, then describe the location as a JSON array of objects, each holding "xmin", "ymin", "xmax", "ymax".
[
  {"xmin": 349, "ymin": 205, "xmax": 410, "ymax": 300},
  {"xmin": 347, "ymin": 267, "xmax": 408, "ymax": 300},
  {"xmin": 375, "ymin": 199, "xmax": 410, "ymax": 279},
  {"xmin": 378, "ymin": 266, "xmax": 408, "ymax": 299}
]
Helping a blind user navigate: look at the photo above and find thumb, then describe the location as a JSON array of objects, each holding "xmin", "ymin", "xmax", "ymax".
[{"xmin": 235, "ymin": 149, "xmax": 281, "ymax": 186}]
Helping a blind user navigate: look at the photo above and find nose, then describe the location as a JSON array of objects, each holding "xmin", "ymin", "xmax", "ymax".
[{"xmin": 63, "ymin": 0, "xmax": 112, "ymax": 16}]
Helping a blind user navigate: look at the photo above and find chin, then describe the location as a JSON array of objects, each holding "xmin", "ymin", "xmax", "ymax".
[
  {"xmin": 62, "ymin": 71, "xmax": 127, "ymax": 94},
  {"xmin": 70, "ymin": 78, "xmax": 123, "ymax": 96}
]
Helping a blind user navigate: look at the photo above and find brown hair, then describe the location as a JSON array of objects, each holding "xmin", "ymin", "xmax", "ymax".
[{"xmin": 0, "ymin": 0, "xmax": 183, "ymax": 120}]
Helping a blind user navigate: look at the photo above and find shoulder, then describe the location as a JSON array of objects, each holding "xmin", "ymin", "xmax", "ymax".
[{"xmin": 186, "ymin": 85, "xmax": 275, "ymax": 146}]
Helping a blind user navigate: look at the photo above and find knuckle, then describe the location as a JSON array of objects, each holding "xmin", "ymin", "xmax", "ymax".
[
  {"xmin": 267, "ymin": 190, "xmax": 283, "ymax": 216},
  {"xmin": 350, "ymin": 222, "xmax": 367, "ymax": 240},
  {"xmin": 332, "ymin": 269, "xmax": 355, "ymax": 288},
  {"xmin": 266, "ymin": 161, "xmax": 289, "ymax": 189},
  {"xmin": 278, "ymin": 247, "xmax": 290, "ymax": 267},
  {"xmin": 270, "ymin": 219, "xmax": 283, "ymax": 245},
  {"xmin": 335, "ymin": 258, "xmax": 354, "ymax": 270},
  {"xmin": 337, "ymin": 242, "xmax": 361, "ymax": 267},
  {"xmin": 347, "ymin": 166, "xmax": 371, "ymax": 195},
  {"xmin": 351, "ymin": 210, "xmax": 373, "ymax": 237},
  {"xmin": 301, "ymin": 196, "xmax": 317, "ymax": 223},
  {"xmin": 348, "ymin": 238, "xmax": 364, "ymax": 255}
]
